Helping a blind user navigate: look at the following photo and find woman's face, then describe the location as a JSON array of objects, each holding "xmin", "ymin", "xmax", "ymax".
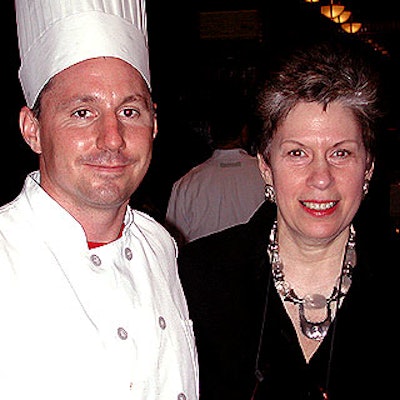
[{"xmin": 258, "ymin": 101, "xmax": 373, "ymax": 244}]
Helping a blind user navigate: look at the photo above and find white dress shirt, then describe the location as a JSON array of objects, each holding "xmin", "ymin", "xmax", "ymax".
[{"xmin": 166, "ymin": 148, "xmax": 265, "ymax": 243}]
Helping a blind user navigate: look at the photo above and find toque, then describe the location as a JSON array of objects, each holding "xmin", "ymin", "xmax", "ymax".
[{"xmin": 15, "ymin": 0, "xmax": 151, "ymax": 108}]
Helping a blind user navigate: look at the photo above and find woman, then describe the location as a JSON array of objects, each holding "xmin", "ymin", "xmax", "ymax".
[{"xmin": 178, "ymin": 40, "xmax": 396, "ymax": 400}]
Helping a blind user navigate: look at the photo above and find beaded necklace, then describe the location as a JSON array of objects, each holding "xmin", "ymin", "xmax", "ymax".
[{"xmin": 267, "ymin": 221, "xmax": 356, "ymax": 341}]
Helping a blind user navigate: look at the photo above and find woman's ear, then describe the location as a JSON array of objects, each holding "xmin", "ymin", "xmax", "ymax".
[
  {"xmin": 257, "ymin": 153, "xmax": 273, "ymax": 185},
  {"xmin": 365, "ymin": 160, "xmax": 375, "ymax": 181},
  {"xmin": 19, "ymin": 106, "xmax": 42, "ymax": 154}
]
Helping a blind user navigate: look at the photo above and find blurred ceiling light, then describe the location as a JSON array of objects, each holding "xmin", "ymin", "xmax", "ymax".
[
  {"xmin": 332, "ymin": 10, "xmax": 351, "ymax": 23},
  {"xmin": 341, "ymin": 21, "xmax": 362, "ymax": 33},
  {"xmin": 321, "ymin": 1, "xmax": 345, "ymax": 19}
]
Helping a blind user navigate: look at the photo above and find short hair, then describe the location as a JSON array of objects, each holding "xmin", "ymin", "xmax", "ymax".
[
  {"xmin": 254, "ymin": 39, "xmax": 383, "ymax": 166},
  {"xmin": 207, "ymin": 87, "xmax": 249, "ymax": 147}
]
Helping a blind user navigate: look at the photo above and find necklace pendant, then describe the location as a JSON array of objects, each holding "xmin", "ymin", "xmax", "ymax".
[
  {"xmin": 268, "ymin": 220, "xmax": 356, "ymax": 342},
  {"xmin": 299, "ymin": 303, "xmax": 331, "ymax": 341},
  {"xmin": 303, "ymin": 294, "xmax": 326, "ymax": 309}
]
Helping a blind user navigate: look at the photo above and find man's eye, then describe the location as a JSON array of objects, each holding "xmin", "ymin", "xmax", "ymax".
[
  {"xmin": 122, "ymin": 108, "xmax": 139, "ymax": 118},
  {"xmin": 72, "ymin": 109, "xmax": 90, "ymax": 118}
]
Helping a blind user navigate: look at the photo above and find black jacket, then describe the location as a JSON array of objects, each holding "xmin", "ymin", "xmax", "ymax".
[{"xmin": 178, "ymin": 201, "xmax": 397, "ymax": 400}]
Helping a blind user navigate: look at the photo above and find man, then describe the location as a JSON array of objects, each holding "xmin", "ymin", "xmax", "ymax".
[
  {"xmin": 165, "ymin": 89, "xmax": 265, "ymax": 246},
  {"xmin": 0, "ymin": 1, "xmax": 198, "ymax": 399}
]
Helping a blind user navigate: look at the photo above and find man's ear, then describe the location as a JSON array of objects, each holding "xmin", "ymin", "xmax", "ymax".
[
  {"xmin": 257, "ymin": 153, "xmax": 273, "ymax": 185},
  {"xmin": 19, "ymin": 106, "xmax": 42, "ymax": 154},
  {"xmin": 152, "ymin": 102, "xmax": 158, "ymax": 139}
]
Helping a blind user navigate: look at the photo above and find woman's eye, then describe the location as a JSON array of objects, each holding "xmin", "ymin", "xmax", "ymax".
[
  {"xmin": 333, "ymin": 149, "xmax": 350, "ymax": 158},
  {"xmin": 288, "ymin": 149, "xmax": 305, "ymax": 157}
]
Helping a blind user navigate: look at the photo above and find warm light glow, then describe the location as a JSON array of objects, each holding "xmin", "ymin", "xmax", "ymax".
[
  {"xmin": 341, "ymin": 21, "xmax": 362, "ymax": 33},
  {"xmin": 332, "ymin": 10, "xmax": 351, "ymax": 23},
  {"xmin": 304, "ymin": 0, "xmax": 319, "ymax": 3},
  {"xmin": 321, "ymin": 1, "xmax": 345, "ymax": 19}
]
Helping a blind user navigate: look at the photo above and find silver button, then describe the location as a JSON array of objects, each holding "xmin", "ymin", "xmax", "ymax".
[
  {"xmin": 117, "ymin": 327, "xmax": 128, "ymax": 340},
  {"xmin": 124, "ymin": 247, "xmax": 133, "ymax": 260},
  {"xmin": 177, "ymin": 393, "xmax": 187, "ymax": 400},
  {"xmin": 90, "ymin": 254, "xmax": 101, "ymax": 266},
  {"xmin": 159, "ymin": 316, "xmax": 166, "ymax": 330}
]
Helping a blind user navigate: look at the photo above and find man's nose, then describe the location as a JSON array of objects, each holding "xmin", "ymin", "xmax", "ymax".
[{"xmin": 96, "ymin": 114, "xmax": 125, "ymax": 151}]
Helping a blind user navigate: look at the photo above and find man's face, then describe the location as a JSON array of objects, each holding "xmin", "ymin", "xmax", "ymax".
[{"xmin": 21, "ymin": 57, "xmax": 157, "ymax": 214}]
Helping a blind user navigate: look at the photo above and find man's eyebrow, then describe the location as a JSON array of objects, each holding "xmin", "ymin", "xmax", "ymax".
[
  {"xmin": 57, "ymin": 95, "xmax": 97, "ymax": 109},
  {"xmin": 57, "ymin": 93, "xmax": 150, "ymax": 109},
  {"xmin": 125, "ymin": 94, "xmax": 144, "ymax": 101},
  {"xmin": 123, "ymin": 94, "xmax": 152, "ymax": 109}
]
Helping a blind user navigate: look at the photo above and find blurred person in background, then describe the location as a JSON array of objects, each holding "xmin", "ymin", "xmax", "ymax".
[{"xmin": 165, "ymin": 88, "xmax": 265, "ymax": 247}]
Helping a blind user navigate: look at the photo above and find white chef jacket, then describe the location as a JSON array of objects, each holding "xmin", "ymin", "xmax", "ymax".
[
  {"xmin": 0, "ymin": 171, "xmax": 199, "ymax": 400},
  {"xmin": 166, "ymin": 148, "xmax": 265, "ymax": 242}
]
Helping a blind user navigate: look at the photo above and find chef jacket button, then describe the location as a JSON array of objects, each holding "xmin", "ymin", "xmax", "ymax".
[
  {"xmin": 117, "ymin": 327, "xmax": 128, "ymax": 340},
  {"xmin": 124, "ymin": 247, "xmax": 133, "ymax": 260},
  {"xmin": 90, "ymin": 254, "xmax": 101, "ymax": 267},
  {"xmin": 177, "ymin": 393, "xmax": 187, "ymax": 400},
  {"xmin": 159, "ymin": 316, "xmax": 166, "ymax": 330}
]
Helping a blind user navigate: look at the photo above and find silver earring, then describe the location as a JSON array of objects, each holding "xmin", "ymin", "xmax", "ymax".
[
  {"xmin": 264, "ymin": 184, "xmax": 276, "ymax": 203},
  {"xmin": 362, "ymin": 179, "xmax": 370, "ymax": 197}
]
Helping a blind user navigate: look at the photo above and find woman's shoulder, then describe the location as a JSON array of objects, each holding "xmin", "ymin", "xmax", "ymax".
[{"xmin": 178, "ymin": 201, "xmax": 275, "ymax": 266}]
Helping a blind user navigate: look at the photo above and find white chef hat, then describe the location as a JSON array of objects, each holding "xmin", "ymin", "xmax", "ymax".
[{"xmin": 15, "ymin": 0, "xmax": 151, "ymax": 109}]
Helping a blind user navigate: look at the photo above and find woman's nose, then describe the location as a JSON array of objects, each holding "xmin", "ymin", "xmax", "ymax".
[{"xmin": 306, "ymin": 158, "xmax": 334, "ymax": 190}]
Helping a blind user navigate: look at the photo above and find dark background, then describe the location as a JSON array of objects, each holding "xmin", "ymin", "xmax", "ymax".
[{"xmin": 4, "ymin": 0, "xmax": 400, "ymax": 240}]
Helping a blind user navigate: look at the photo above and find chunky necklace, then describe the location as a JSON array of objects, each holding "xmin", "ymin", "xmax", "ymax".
[{"xmin": 267, "ymin": 221, "xmax": 356, "ymax": 341}]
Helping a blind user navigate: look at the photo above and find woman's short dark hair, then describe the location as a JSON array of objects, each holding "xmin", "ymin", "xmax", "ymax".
[{"xmin": 254, "ymin": 39, "xmax": 383, "ymax": 166}]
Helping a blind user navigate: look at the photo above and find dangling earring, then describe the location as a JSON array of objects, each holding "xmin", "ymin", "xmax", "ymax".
[
  {"xmin": 264, "ymin": 184, "xmax": 276, "ymax": 203},
  {"xmin": 362, "ymin": 179, "xmax": 370, "ymax": 198}
]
